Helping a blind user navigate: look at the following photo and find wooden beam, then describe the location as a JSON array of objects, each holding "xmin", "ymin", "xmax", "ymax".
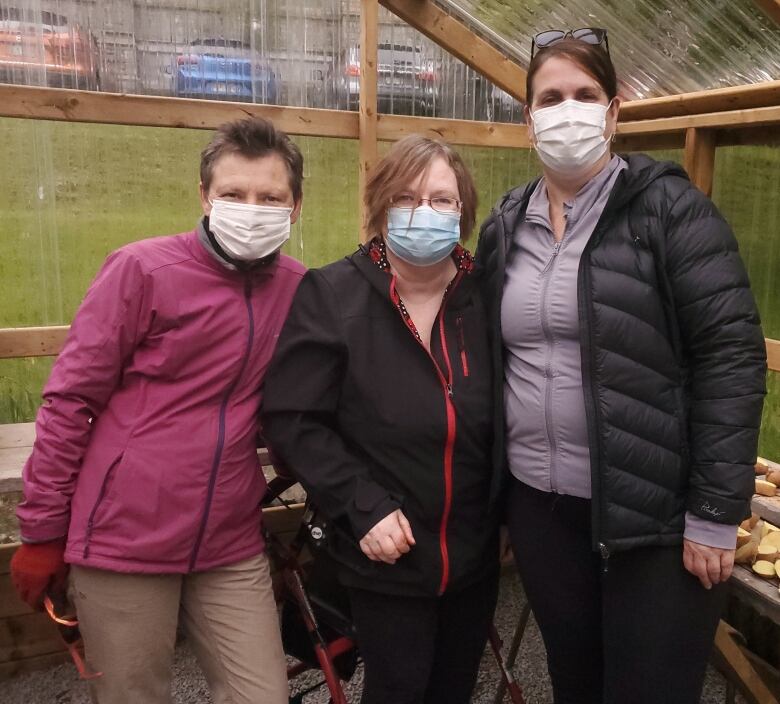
[
  {"xmin": 0, "ymin": 83, "xmax": 359, "ymax": 139},
  {"xmin": 378, "ymin": 113, "xmax": 530, "ymax": 148},
  {"xmin": 359, "ymin": 0, "xmax": 379, "ymax": 242},
  {"xmin": 683, "ymin": 128, "xmax": 717, "ymax": 197},
  {"xmin": 618, "ymin": 105, "xmax": 780, "ymax": 139},
  {"xmin": 2, "ymin": 84, "xmax": 780, "ymax": 151},
  {"xmin": 768, "ymin": 338, "xmax": 780, "ymax": 374},
  {"xmin": 379, "ymin": 0, "xmax": 527, "ymax": 101},
  {"xmin": 0, "ymin": 326, "xmax": 69, "ymax": 359},
  {"xmin": 621, "ymin": 80, "xmax": 780, "ymax": 122},
  {"xmin": 752, "ymin": 0, "xmax": 780, "ymax": 26}
]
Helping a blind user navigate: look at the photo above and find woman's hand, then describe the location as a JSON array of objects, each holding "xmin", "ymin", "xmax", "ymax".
[
  {"xmin": 683, "ymin": 539, "xmax": 735, "ymax": 589},
  {"xmin": 359, "ymin": 509, "xmax": 416, "ymax": 564}
]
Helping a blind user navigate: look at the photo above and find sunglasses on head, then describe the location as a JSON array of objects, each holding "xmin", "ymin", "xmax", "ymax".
[{"xmin": 531, "ymin": 27, "xmax": 609, "ymax": 60}]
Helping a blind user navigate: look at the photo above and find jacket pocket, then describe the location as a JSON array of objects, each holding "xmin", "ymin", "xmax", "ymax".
[{"xmin": 83, "ymin": 452, "xmax": 124, "ymax": 558}]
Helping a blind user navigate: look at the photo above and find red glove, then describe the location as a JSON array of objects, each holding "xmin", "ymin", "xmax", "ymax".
[{"xmin": 10, "ymin": 538, "xmax": 69, "ymax": 610}]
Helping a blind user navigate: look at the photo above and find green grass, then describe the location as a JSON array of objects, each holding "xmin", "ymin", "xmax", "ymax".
[{"xmin": 0, "ymin": 117, "xmax": 778, "ymax": 458}]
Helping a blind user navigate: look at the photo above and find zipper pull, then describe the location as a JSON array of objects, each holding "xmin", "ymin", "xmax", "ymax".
[
  {"xmin": 599, "ymin": 542, "xmax": 610, "ymax": 574},
  {"xmin": 446, "ymin": 384, "xmax": 454, "ymax": 399},
  {"xmin": 552, "ymin": 241, "xmax": 562, "ymax": 255}
]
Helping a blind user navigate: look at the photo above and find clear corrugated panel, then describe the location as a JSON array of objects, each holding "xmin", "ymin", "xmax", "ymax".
[
  {"xmin": 0, "ymin": 115, "xmax": 358, "ymax": 422},
  {"xmin": 0, "ymin": 0, "xmax": 525, "ymax": 122},
  {"xmin": 712, "ymin": 145, "xmax": 780, "ymax": 459},
  {"xmin": 445, "ymin": 0, "xmax": 780, "ymax": 99}
]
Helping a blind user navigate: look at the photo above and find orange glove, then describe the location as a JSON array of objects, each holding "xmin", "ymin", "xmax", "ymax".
[{"xmin": 10, "ymin": 538, "xmax": 69, "ymax": 609}]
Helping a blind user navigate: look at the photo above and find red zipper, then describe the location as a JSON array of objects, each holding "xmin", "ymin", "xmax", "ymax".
[
  {"xmin": 390, "ymin": 273, "xmax": 461, "ymax": 595},
  {"xmin": 456, "ymin": 315, "xmax": 469, "ymax": 377}
]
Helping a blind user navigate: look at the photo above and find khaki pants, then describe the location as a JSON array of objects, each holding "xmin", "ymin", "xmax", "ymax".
[{"xmin": 69, "ymin": 553, "xmax": 288, "ymax": 704}]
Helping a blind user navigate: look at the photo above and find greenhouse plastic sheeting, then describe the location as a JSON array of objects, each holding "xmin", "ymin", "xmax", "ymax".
[
  {"xmin": 446, "ymin": 0, "xmax": 780, "ymax": 99},
  {"xmin": 0, "ymin": 0, "xmax": 524, "ymax": 123}
]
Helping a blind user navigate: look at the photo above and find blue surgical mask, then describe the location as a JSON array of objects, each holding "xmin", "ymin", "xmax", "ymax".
[{"xmin": 385, "ymin": 205, "xmax": 461, "ymax": 267}]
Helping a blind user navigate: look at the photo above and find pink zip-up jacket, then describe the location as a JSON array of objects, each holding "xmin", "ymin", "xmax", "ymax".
[{"xmin": 17, "ymin": 227, "xmax": 306, "ymax": 573}]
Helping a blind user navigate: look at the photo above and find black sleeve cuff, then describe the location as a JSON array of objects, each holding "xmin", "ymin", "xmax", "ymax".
[
  {"xmin": 348, "ymin": 478, "xmax": 402, "ymax": 540},
  {"xmin": 686, "ymin": 490, "xmax": 752, "ymax": 526}
]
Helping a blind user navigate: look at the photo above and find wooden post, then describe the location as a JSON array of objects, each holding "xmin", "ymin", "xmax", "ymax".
[
  {"xmin": 683, "ymin": 127, "xmax": 717, "ymax": 197},
  {"xmin": 359, "ymin": 0, "xmax": 379, "ymax": 242}
]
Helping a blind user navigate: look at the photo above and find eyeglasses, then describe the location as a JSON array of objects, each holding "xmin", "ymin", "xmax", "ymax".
[
  {"xmin": 531, "ymin": 27, "xmax": 609, "ymax": 60},
  {"xmin": 44, "ymin": 595, "xmax": 103, "ymax": 680},
  {"xmin": 390, "ymin": 194, "xmax": 462, "ymax": 214}
]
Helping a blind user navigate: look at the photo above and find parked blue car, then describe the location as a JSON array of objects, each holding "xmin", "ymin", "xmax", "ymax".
[{"xmin": 174, "ymin": 38, "xmax": 277, "ymax": 103}]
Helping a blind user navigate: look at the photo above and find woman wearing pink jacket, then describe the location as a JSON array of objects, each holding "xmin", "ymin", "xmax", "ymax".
[{"xmin": 11, "ymin": 117, "xmax": 305, "ymax": 704}]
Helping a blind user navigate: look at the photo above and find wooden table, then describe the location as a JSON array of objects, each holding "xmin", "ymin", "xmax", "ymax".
[{"xmin": 753, "ymin": 495, "xmax": 780, "ymax": 528}]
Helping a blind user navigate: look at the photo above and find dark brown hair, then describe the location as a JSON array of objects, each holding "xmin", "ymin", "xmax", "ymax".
[
  {"xmin": 200, "ymin": 117, "xmax": 304, "ymax": 201},
  {"xmin": 365, "ymin": 134, "xmax": 477, "ymax": 241},
  {"xmin": 526, "ymin": 38, "xmax": 617, "ymax": 107}
]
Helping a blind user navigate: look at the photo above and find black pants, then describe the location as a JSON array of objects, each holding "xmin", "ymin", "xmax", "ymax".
[
  {"xmin": 348, "ymin": 570, "xmax": 499, "ymax": 704},
  {"xmin": 507, "ymin": 479, "xmax": 727, "ymax": 704}
]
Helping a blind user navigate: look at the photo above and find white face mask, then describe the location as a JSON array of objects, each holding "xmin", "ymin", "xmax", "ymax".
[
  {"xmin": 208, "ymin": 199, "xmax": 293, "ymax": 261},
  {"xmin": 530, "ymin": 99, "xmax": 613, "ymax": 175}
]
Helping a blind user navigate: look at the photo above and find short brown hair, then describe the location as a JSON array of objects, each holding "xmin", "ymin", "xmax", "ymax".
[
  {"xmin": 526, "ymin": 38, "xmax": 617, "ymax": 107},
  {"xmin": 365, "ymin": 135, "xmax": 477, "ymax": 241},
  {"xmin": 200, "ymin": 117, "xmax": 304, "ymax": 201}
]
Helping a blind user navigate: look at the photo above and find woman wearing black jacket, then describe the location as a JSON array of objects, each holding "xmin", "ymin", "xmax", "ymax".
[
  {"xmin": 477, "ymin": 31, "xmax": 766, "ymax": 704},
  {"xmin": 262, "ymin": 135, "xmax": 500, "ymax": 704}
]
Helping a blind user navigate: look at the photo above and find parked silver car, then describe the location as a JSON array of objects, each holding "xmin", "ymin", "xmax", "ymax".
[{"xmin": 330, "ymin": 43, "xmax": 438, "ymax": 116}]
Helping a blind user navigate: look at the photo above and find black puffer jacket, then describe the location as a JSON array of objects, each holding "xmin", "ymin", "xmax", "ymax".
[
  {"xmin": 261, "ymin": 244, "xmax": 499, "ymax": 597},
  {"xmin": 476, "ymin": 153, "xmax": 767, "ymax": 555}
]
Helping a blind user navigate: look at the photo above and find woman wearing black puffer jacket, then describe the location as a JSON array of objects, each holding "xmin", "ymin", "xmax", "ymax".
[{"xmin": 476, "ymin": 30, "xmax": 767, "ymax": 704}]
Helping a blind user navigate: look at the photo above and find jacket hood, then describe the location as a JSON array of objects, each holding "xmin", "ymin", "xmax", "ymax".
[
  {"xmin": 611, "ymin": 153, "xmax": 689, "ymax": 209},
  {"xmin": 495, "ymin": 153, "xmax": 689, "ymax": 216}
]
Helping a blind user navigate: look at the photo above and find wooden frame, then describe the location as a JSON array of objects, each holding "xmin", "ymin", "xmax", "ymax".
[
  {"xmin": 0, "ymin": 84, "xmax": 358, "ymax": 138},
  {"xmin": 1, "ymin": 83, "xmax": 780, "ymax": 151},
  {"xmin": 620, "ymin": 80, "xmax": 780, "ymax": 122},
  {"xmin": 0, "ymin": 326, "xmax": 69, "ymax": 359},
  {"xmin": 359, "ymin": 0, "xmax": 379, "ymax": 241},
  {"xmin": 684, "ymin": 127, "xmax": 717, "ymax": 197}
]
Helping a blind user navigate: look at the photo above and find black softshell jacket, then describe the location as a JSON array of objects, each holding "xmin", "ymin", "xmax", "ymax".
[
  {"xmin": 261, "ymin": 246, "xmax": 499, "ymax": 596},
  {"xmin": 476, "ymin": 153, "xmax": 767, "ymax": 556}
]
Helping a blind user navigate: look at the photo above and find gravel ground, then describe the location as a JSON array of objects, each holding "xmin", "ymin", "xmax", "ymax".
[{"xmin": 3, "ymin": 573, "xmax": 745, "ymax": 704}]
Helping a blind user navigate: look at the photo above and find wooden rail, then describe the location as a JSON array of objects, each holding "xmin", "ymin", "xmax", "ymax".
[
  {"xmin": 1, "ymin": 84, "xmax": 779, "ymax": 151},
  {"xmin": 0, "ymin": 83, "xmax": 359, "ymax": 138},
  {"xmin": 3, "ymin": 328, "xmax": 779, "ymax": 370},
  {"xmin": 620, "ymin": 80, "xmax": 780, "ymax": 122}
]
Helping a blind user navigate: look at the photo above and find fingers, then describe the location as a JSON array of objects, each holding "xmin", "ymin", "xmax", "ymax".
[
  {"xmin": 683, "ymin": 540, "xmax": 736, "ymax": 590},
  {"xmin": 706, "ymin": 551, "xmax": 722, "ymax": 586},
  {"xmin": 397, "ymin": 511, "xmax": 416, "ymax": 546},
  {"xmin": 694, "ymin": 553, "xmax": 713, "ymax": 589},
  {"xmin": 720, "ymin": 550, "xmax": 735, "ymax": 582},
  {"xmin": 359, "ymin": 538, "xmax": 381, "ymax": 562},
  {"xmin": 359, "ymin": 511, "xmax": 415, "ymax": 564},
  {"xmin": 682, "ymin": 542, "xmax": 711, "ymax": 589}
]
